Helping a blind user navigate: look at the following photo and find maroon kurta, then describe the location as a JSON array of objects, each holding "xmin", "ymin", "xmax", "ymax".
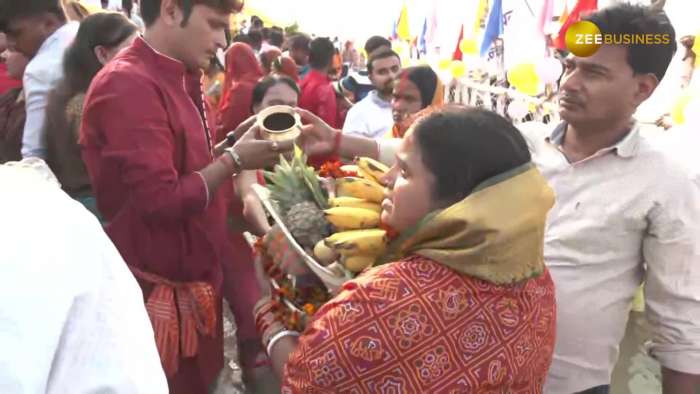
[{"xmin": 80, "ymin": 37, "xmax": 229, "ymax": 393}]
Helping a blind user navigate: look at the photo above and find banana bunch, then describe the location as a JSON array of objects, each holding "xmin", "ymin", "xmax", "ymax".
[
  {"xmin": 325, "ymin": 229, "xmax": 388, "ymax": 273},
  {"xmin": 312, "ymin": 157, "xmax": 392, "ymax": 273}
]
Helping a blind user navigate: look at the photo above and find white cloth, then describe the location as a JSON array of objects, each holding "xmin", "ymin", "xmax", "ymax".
[
  {"xmin": 21, "ymin": 22, "xmax": 78, "ymax": 159},
  {"xmin": 519, "ymin": 122, "xmax": 700, "ymax": 393},
  {"xmin": 342, "ymin": 90, "xmax": 394, "ymax": 140},
  {"xmin": 0, "ymin": 160, "xmax": 168, "ymax": 394},
  {"xmin": 377, "ymin": 138, "xmax": 401, "ymax": 166}
]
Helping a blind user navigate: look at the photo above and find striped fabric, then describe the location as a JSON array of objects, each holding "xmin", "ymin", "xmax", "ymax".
[{"xmin": 129, "ymin": 266, "xmax": 217, "ymax": 377}]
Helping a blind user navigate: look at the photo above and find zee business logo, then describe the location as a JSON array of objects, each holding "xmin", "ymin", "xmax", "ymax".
[{"xmin": 565, "ymin": 21, "xmax": 672, "ymax": 57}]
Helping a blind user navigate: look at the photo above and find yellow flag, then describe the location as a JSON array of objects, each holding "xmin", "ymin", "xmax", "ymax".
[
  {"xmin": 473, "ymin": 0, "xmax": 488, "ymax": 34},
  {"xmin": 397, "ymin": 4, "xmax": 411, "ymax": 41}
]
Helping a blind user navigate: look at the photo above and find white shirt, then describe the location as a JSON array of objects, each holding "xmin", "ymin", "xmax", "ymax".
[
  {"xmin": 342, "ymin": 90, "xmax": 394, "ymax": 139},
  {"xmin": 520, "ymin": 122, "xmax": 700, "ymax": 393},
  {"xmin": 0, "ymin": 159, "xmax": 168, "ymax": 394},
  {"xmin": 21, "ymin": 22, "xmax": 78, "ymax": 159}
]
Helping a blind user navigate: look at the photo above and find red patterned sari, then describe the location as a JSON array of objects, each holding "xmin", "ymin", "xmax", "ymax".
[{"xmin": 282, "ymin": 255, "xmax": 556, "ymax": 393}]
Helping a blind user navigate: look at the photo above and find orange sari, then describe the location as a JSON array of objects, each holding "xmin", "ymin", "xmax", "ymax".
[{"xmin": 282, "ymin": 256, "xmax": 556, "ymax": 393}]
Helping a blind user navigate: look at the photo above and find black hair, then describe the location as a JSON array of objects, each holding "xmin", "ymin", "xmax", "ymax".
[
  {"xmin": 232, "ymin": 33, "xmax": 251, "ymax": 45},
  {"xmin": 251, "ymin": 75, "xmax": 300, "ymax": 112},
  {"xmin": 367, "ymin": 49, "xmax": 400, "ymax": 75},
  {"xmin": 247, "ymin": 30, "xmax": 263, "ymax": 48},
  {"xmin": 251, "ymin": 15, "xmax": 263, "ymax": 28},
  {"xmin": 268, "ymin": 29, "xmax": 284, "ymax": 48},
  {"xmin": 289, "ymin": 33, "xmax": 311, "ymax": 52},
  {"xmin": 0, "ymin": 0, "xmax": 66, "ymax": 32},
  {"xmin": 309, "ymin": 37, "xmax": 335, "ymax": 70},
  {"xmin": 44, "ymin": 12, "xmax": 138, "ymax": 188},
  {"xmin": 583, "ymin": 3, "xmax": 676, "ymax": 82},
  {"xmin": 140, "ymin": 0, "xmax": 241, "ymax": 27},
  {"xmin": 413, "ymin": 106, "xmax": 531, "ymax": 202},
  {"xmin": 364, "ymin": 35, "xmax": 391, "ymax": 56}
]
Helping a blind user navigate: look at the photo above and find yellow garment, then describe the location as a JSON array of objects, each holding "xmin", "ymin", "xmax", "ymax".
[
  {"xmin": 63, "ymin": 0, "xmax": 104, "ymax": 21},
  {"xmin": 381, "ymin": 163, "xmax": 555, "ymax": 285}
]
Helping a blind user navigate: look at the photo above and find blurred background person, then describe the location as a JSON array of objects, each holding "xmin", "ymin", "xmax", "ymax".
[
  {"xmin": 217, "ymin": 42, "xmax": 264, "ymax": 142},
  {"xmin": 342, "ymin": 49, "xmax": 400, "ymax": 139},
  {"xmin": 0, "ymin": 48, "xmax": 28, "ymax": 163},
  {"xmin": 0, "ymin": 0, "xmax": 79, "ymax": 159},
  {"xmin": 390, "ymin": 65, "xmax": 444, "ymax": 138},
  {"xmin": 286, "ymin": 33, "xmax": 310, "ymax": 79},
  {"xmin": 0, "ymin": 33, "xmax": 22, "ymax": 95},
  {"xmin": 44, "ymin": 12, "xmax": 138, "ymax": 219}
]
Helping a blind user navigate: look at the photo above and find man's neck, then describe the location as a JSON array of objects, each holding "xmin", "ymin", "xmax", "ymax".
[
  {"xmin": 561, "ymin": 117, "xmax": 632, "ymax": 163},
  {"xmin": 142, "ymin": 28, "xmax": 180, "ymax": 64},
  {"xmin": 375, "ymin": 90, "xmax": 391, "ymax": 102}
]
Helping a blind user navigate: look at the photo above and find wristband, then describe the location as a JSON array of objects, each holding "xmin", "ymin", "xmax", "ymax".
[
  {"xmin": 225, "ymin": 147, "xmax": 243, "ymax": 176},
  {"xmin": 266, "ymin": 330, "xmax": 300, "ymax": 356}
]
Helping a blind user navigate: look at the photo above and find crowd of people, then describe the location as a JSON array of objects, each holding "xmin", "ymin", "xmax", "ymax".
[{"xmin": 0, "ymin": 0, "xmax": 698, "ymax": 394}]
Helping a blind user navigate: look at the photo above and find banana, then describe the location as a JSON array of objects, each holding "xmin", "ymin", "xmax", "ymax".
[
  {"xmin": 313, "ymin": 240, "xmax": 338, "ymax": 266},
  {"xmin": 340, "ymin": 164, "xmax": 359, "ymax": 173},
  {"xmin": 336, "ymin": 177, "xmax": 384, "ymax": 203},
  {"xmin": 328, "ymin": 197, "xmax": 382, "ymax": 213},
  {"xmin": 356, "ymin": 157, "xmax": 390, "ymax": 182},
  {"xmin": 324, "ymin": 207, "xmax": 380, "ymax": 230},
  {"xmin": 341, "ymin": 254, "xmax": 376, "ymax": 273},
  {"xmin": 325, "ymin": 229, "xmax": 387, "ymax": 255}
]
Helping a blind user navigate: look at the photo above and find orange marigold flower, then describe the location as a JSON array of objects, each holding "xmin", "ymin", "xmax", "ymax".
[
  {"xmin": 379, "ymin": 221, "xmax": 400, "ymax": 240},
  {"xmin": 303, "ymin": 303, "xmax": 316, "ymax": 315}
]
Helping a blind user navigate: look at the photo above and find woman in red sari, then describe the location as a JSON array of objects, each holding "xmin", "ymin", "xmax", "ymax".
[
  {"xmin": 255, "ymin": 106, "xmax": 557, "ymax": 393},
  {"xmin": 216, "ymin": 42, "xmax": 263, "ymax": 142}
]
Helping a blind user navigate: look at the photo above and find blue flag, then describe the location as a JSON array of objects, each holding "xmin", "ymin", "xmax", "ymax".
[
  {"xmin": 418, "ymin": 18, "xmax": 428, "ymax": 55},
  {"xmin": 480, "ymin": 0, "xmax": 504, "ymax": 57}
]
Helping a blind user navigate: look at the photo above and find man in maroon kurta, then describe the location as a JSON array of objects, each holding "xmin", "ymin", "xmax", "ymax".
[{"xmin": 79, "ymin": 1, "xmax": 289, "ymax": 392}]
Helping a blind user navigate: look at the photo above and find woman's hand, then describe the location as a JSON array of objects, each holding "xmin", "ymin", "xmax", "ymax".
[{"xmin": 295, "ymin": 108, "xmax": 339, "ymax": 157}]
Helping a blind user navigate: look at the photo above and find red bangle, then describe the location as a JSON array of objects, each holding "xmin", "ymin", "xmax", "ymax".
[{"xmin": 331, "ymin": 130, "xmax": 342, "ymax": 156}]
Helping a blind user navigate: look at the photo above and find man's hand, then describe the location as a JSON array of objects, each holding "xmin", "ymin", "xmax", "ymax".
[
  {"xmin": 213, "ymin": 115, "xmax": 259, "ymax": 157},
  {"xmin": 233, "ymin": 124, "xmax": 294, "ymax": 170},
  {"xmin": 295, "ymin": 108, "xmax": 338, "ymax": 157}
]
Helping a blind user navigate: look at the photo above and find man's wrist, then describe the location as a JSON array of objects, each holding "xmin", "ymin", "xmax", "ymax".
[
  {"xmin": 224, "ymin": 147, "xmax": 243, "ymax": 175},
  {"xmin": 331, "ymin": 130, "xmax": 343, "ymax": 156}
]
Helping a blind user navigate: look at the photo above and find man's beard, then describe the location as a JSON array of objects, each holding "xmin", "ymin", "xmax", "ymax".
[{"xmin": 378, "ymin": 82, "xmax": 394, "ymax": 98}]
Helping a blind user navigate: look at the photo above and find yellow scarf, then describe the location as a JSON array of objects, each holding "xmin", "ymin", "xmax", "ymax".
[{"xmin": 379, "ymin": 163, "xmax": 554, "ymax": 285}]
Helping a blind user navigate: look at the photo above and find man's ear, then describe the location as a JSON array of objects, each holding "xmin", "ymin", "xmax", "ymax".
[
  {"xmin": 633, "ymin": 73, "xmax": 659, "ymax": 106},
  {"xmin": 159, "ymin": 0, "xmax": 184, "ymax": 27}
]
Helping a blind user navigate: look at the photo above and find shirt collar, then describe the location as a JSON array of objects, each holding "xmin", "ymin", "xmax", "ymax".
[
  {"xmin": 37, "ymin": 22, "xmax": 78, "ymax": 56},
  {"xmin": 546, "ymin": 121, "xmax": 641, "ymax": 159},
  {"xmin": 133, "ymin": 36, "xmax": 187, "ymax": 78}
]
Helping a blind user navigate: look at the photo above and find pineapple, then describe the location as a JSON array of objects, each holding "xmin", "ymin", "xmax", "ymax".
[{"xmin": 264, "ymin": 147, "xmax": 331, "ymax": 249}]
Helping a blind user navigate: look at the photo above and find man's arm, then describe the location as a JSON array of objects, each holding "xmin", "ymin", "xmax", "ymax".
[
  {"xmin": 20, "ymin": 68, "xmax": 50, "ymax": 159},
  {"xmin": 643, "ymin": 165, "xmax": 700, "ymax": 393},
  {"xmin": 82, "ymin": 75, "xmax": 290, "ymax": 222}
]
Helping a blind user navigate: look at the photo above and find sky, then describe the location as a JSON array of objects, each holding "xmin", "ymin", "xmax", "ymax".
[{"xmin": 243, "ymin": 0, "xmax": 697, "ymax": 44}]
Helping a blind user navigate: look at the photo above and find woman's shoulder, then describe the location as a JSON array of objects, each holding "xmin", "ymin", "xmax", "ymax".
[{"xmin": 355, "ymin": 255, "xmax": 554, "ymax": 302}]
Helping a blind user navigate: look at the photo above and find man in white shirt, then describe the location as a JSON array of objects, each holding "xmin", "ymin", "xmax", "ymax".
[
  {"xmin": 519, "ymin": 4, "xmax": 700, "ymax": 393},
  {"xmin": 342, "ymin": 49, "xmax": 401, "ymax": 139},
  {"xmin": 0, "ymin": 0, "xmax": 78, "ymax": 159},
  {"xmin": 0, "ymin": 159, "xmax": 168, "ymax": 393}
]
